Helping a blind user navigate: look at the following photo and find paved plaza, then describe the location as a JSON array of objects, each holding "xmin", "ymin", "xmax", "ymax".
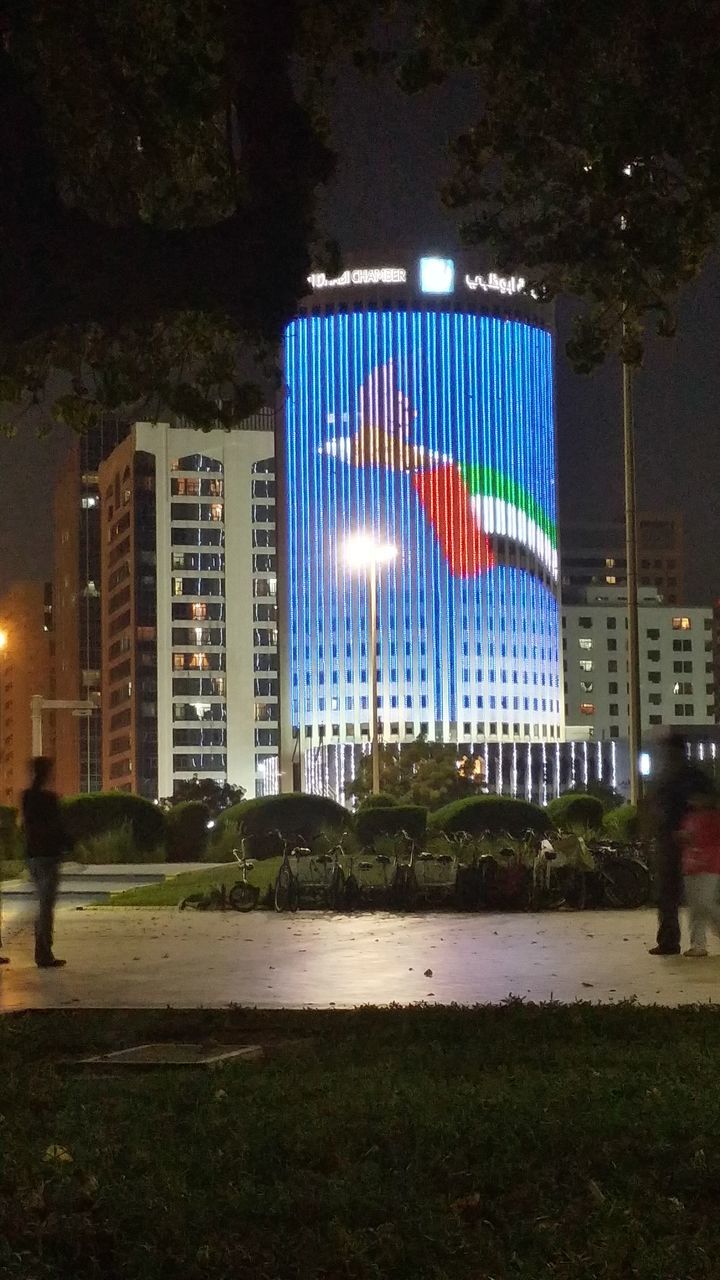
[{"xmin": 2, "ymin": 904, "xmax": 720, "ymax": 1011}]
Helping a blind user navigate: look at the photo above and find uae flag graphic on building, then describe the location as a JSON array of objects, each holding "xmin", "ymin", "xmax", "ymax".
[{"xmin": 324, "ymin": 360, "xmax": 557, "ymax": 582}]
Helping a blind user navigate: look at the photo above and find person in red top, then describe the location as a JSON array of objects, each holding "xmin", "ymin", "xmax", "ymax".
[{"xmin": 680, "ymin": 791, "xmax": 720, "ymax": 957}]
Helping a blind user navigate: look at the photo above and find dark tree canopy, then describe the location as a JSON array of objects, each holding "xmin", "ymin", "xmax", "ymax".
[
  {"xmin": 0, "ymin": 0, "xmax": 346, "ymax": 431},
  {"xmin": 391, "ymin": 0, "xmax": 720, "ymax": 368}
]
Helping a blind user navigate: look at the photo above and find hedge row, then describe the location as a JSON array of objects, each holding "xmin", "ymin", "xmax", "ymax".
[{"xmin": 0, "ymin": 789, "xmax": 642, "ymax": 864}]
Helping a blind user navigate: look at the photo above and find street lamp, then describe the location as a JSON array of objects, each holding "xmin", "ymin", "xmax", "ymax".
[
  {"xmin": 0, "ymin": 629, "xmax": 6, "ymax": 802},
  {"xmin": 344, "ymin": 534, "xmax": 397, "ymax": 795}
]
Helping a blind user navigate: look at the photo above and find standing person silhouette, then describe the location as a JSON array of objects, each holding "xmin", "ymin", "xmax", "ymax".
[
  {"xmin": 649, "ymin": 733, "xmax": 714, "ymax": 956},
  {"xmin": 21, "ymin": 757, "xmax": 71, "ymax": 968}
]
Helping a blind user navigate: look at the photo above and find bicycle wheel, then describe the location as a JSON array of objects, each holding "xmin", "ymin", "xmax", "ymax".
[
  {"xmin": 389, "ymin": 865, "xmax": 419, "ymax": 911},
  {"xmin": 228, "ymin": 881, "xmax": 260, "ymax": 913},
  {"xmin": 344, "ymin": 873, "xmax": 361, "ymax": 911},
  {"xmin": 274, "ymin": 863, "xmax": 298, "ymax": 912},
  {"xmin": 325, "ymin": 865, "xmax": 346, "ymax": 911},
  {"xmin": 602, "ymin": 858, "xmax": 651, "ymax": 909}
]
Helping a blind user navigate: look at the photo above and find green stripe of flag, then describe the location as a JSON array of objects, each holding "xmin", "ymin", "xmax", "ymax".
[{"xmin": 460, "ymin": 464, "xmax": 557, "ymax": 547}]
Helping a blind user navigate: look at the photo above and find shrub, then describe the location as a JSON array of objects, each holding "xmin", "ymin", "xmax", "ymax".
[
  {"xmin": 356, "ymin": 804, "xmax": 427, "ymax": 849},
  {"xmin": 165, "ymin": 801, "xmax": 210, "ymax": 862},
  {"xmin": 546, "ymin": 792, "xmax": 604, "ymax": 833},
  {"xmin": 73, "ymin": 822, "xmax": 166, "ymax": 866},
  {"xmin": 429, "ymin": 795, "xmax": 550, "ymax": 838},
  {"xmin": 602, "ymin": 803, "xmax": 639, "ymax": 842},
  {"xmin": 356, "ymin": 793, "xmax": 398, "ymax": 810},
  {"xmin": 62, "ymin": 793, "xmax": 166, "ymax": 854},
  {"xmin": 215, "ymin": 793, "xmax": 350, "ymax": 860}
]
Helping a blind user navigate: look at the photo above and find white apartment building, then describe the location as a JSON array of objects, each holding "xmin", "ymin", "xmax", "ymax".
[
  {"xmin": 563, "ymin": 586, "xmax": 715, "ymax": 741},
  {"xmin": 100, "ymin": 415, "xmax": 278, "ymax": 800}
]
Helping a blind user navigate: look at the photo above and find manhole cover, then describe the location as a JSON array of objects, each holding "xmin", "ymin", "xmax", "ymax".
[{"xmin": 74, "ymin": 1042, "xmax": 263, "ymax": 1070}]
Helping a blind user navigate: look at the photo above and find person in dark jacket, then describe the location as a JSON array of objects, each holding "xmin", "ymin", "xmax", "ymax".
[
  {"xmin": 21, "ymin": 757, "xmax": 71, "ymax": 968},
  {"xmin": 649, "ymin": 733, "xmax": 714, "ymax": 956}
]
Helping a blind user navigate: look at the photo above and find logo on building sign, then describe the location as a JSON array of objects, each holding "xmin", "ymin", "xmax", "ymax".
[
  {"xmin": 418, "ymin": 256, "xmax": 455, "ymax": 294},
  {"xmin": 465, "ymin": 271, "xmax": 526, "ymax": 295},
  {"xmin": 323, "ymin": 360, "xmax": 558, "ymax": 582},
  {"xmin": 308, "ymin": 267, "xmax": 406, "ymax": 290}
]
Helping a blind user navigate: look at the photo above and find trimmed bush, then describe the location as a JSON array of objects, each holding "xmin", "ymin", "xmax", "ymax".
[
  {"xmin": 546, "ymin": 792, "xmax": 604, "ymax": 833},
  {"xmin": 429, "ymin": 795, "xmax": 550, "ymax": 838},
  {"xmin": 73, "ymin": 822, "xmax": 166, "ymax": 866},
  {"xmin": 215, "ymin": 793, "xmax": 350, "ymax": 860},
  {"xmin": 602, "ymin": 803, "xmax": 639, "ymax": 842},
  {"xmin": 62, "ymin": 793, "xmax": 166, "ymax": 854},
  {"xmin": 356, "ymin": 793, "xmax": 398, "ymax": 810},
  {"xmin": 356, "ymin": 804, "xmax": 427, "ymax": 849},
  {"xmin": 165, "ymin": 801, "xmax": 210, "ymax": 862}
]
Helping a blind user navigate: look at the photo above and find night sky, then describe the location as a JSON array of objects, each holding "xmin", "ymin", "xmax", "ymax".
[{"xmin": 1, "ymin": 67, "xmax": 718, "ymax": 602}]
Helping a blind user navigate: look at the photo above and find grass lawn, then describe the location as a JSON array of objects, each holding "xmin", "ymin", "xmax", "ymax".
[
  {"xmin": 105, "ymin": 858, "xmax": 282, "ymax": 906},
  {"xmin": 2, "ymin": 1004, "xmax": 720, "ymax": 1279}
]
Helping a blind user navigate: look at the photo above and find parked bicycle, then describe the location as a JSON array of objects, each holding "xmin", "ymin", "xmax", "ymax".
[
  {"xmin": 179, "ymin": 842, "xmax": 260, "ymax": 913},
  {"xmin": 532, "ymin": 833, "xmax": 651, "ymax": 910},
  {"xmin": 273, "ymin": 830, "xmax": 305, "ymax": 912},
  {"xmin": 388, "ymin": 829, "xmax": 420, "ymax": 911}
]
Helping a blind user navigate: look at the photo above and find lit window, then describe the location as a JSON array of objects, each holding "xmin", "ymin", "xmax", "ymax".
[
  {"xmin": 580, "ymin": 681, "xmax": 594, "ymax": 693},
  {"xmin": 210, "ymin": 503, "xmax": 223, "ymax": 522},
  {"xmin": 579, "ymin": 659, "xmax": 593, "ymax": 672},
  {"xmin": 579, "ymin": 703, "xmax": 595, "ymax": 715},
  {"xmin": 192, "ymin": 603, "xmax": 207, "ymax": 621},
  {"xmin": 173, "ymin": 578, "xmax": 183, "ymax": 596},
  {"xmin": 605, "ymin": 557, "xmax": 615, "ymax": 568},
  {"xmin": 606, "ymin": 576, "xmax": 617, "ymax": 585},
  {"xmin": 189, "ymin": 653, "xmax": 209, "ymax": 670},
  {"xmin": 173, "ymin": 654, "xmax": 184, "ymax": 670},
  {"xmin": 578, "ymin": 637, "xmax": 593, "ymax": 650},
  {"xmin": 672, "ymin": 617, "xmax": 691, "ymax": 630}
]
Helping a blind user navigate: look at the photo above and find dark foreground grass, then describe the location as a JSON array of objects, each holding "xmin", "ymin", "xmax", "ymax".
[{"xmin": 2, "ymin": 1004, "xmax": 720, "ymax": 1279}]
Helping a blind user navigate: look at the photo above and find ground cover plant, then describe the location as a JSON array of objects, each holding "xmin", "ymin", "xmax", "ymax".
[{"xmin": 1, "ymin": 1003, "xmax": 720, "ymax": 1279}]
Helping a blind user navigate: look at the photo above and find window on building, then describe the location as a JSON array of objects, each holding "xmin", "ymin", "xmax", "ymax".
[
  {"xmin": 649, "ymin": 693, "xmax": 662, "ymax": 706},
  {"xmin": 647, "ymin": 628, "xmax": 660, "ymax": 641},
  {"xmin": 610, "ymin": 726, "xmax": 619, "ymax": 738},
  {"xmin": 649, "ymin": 714, "xmax": 662, "ymax": 725},
  {"xmin": 578, "ymin": 637, "xmax": 593, "ymax": 650},
  {"xmin": 609, "ymin": 681, "xmax": 618, "ymax": 694},
  {"xmin": 608, "ymin": 660, "xmax": 618, "ymax": 672},
  {"xmin": 579, "ymin": 617, "xmax": 593, "ymax": 628},
  {"xmin": 609, "ymin": 703, "xmax": 619, "ymax": 716},
  {"xmin": 683, "ymin": 661, "xmax": 693, "ymax": 673},
  {"xmin": 607, "ymin": 617, "xmax": 617, "ymax": 629},
  {"xmin": 674, "ymin": 704, "xmax": 684, "ymax": 717},
  {"xmin": 192, "ymin": 603, "xmax": 207, "ymax": 621},
  {"xmin": 580, "ymin": 681, "xmax": 594, "ymax": 693},
  {"xmin": 579, "ymin": 659, "xmax": 593, "ymax": 672},
  {"xmin": 685, "ymin": 703, "xmax": 694, "ymax": 716},
  {"xmin": 607, "ymin": 638, "xmax": 617, "ymax": 651},
  {"xmin": 648, "ymin": 672, "xmax": 661, "ymax": 684},
  {"xmin": 579, "ymin": 703, "xmax": 595, "ymax": 715},
  {"xmin": 672, "ymin": 616, "xmax": 691, "ymax": 630},
  {"xmin": 647, "ymin": 650, "xmax": 660, "ymax": 662}
]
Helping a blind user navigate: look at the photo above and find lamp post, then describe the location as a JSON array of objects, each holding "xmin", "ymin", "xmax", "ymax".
[
  {"xmin": 343, "ymin": 534, "xmax": 397, "ymax": 796},
  {"xmin": 0, "ymin": 629, "xmax": 6, "ymax": 802}
]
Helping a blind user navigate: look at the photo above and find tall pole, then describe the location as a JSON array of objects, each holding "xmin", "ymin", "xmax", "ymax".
[
  {"xmin": 623, "ymin": 352, "xmax": 641, "ymax": 805},
  {"xmin": 369, "ymin": 558, "xmax": 380, "ymax": 795}
]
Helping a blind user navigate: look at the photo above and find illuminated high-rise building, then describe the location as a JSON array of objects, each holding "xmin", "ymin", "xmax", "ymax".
[{"xmin": 279, "ymin": 254, "xmax": 562, "ymax": 795}]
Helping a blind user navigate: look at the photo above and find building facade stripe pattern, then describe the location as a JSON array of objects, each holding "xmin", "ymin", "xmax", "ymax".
[{"xmin": 284, "ymin": 305, "xmax": 561, "ymax": 755}]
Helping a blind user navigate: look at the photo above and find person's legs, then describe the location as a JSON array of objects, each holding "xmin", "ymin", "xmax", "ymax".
[
  {"xmin": 655, "ymin": 845, "xmax": 682, "ymax": 952},
  {"xmin": 684, "ymin": 874, "xmax": 709, "ymax": 953},
  {"xmin": 28, "ymin": 858, "xmax": 61, "ymax": 965}
]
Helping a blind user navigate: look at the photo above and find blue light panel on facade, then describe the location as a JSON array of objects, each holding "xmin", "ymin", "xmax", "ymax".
[{"xmin": 284, "ymin": 308, "xmax": 559, "ymax": 744}]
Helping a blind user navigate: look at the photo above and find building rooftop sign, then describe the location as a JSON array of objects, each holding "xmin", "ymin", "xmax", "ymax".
[
  {"xmin": 465, "ymin": 271, "xmax": 526, "ymax": 295},
  {"xmin": 308, "ymin": 267, "xmax": 406, "ymax": 290}
]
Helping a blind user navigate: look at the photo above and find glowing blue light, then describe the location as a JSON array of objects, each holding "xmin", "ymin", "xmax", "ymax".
[
  {"xmin": 283, "ymin": 307, "xmax": 559, "ymax": 748},
  {"xmin": 419, "ymin": 256, "xmax": 455, "ymax": 294}
]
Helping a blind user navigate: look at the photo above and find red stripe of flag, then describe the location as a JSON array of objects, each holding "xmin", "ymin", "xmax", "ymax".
[{"xmin": 411, "ymin": 462, "xmax": 493, "ymax": 578}]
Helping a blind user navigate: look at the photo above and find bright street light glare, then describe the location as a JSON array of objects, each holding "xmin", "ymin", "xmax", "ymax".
[
  {"xmin": 0, "ymin": 629, "xmax": 7, "ymax": 651},
  {"xmin": 343, "ymin": 534, "xmax": 397, "ymax": 570}
]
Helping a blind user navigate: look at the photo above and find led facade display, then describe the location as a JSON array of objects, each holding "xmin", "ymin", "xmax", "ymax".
[{"xmin": 284, "ymin": 307, "xmax": 561, "ymax": 746}]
